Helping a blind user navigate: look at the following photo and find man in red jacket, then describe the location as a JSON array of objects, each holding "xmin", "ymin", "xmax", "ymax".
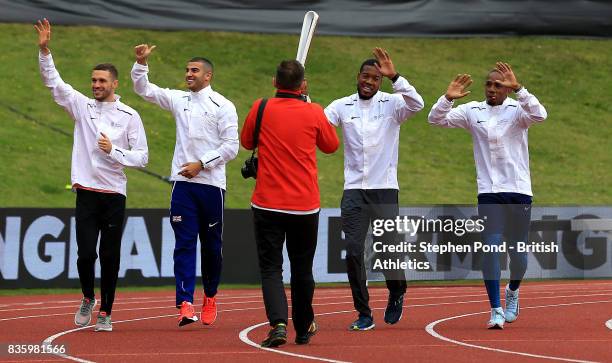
[{"xmin": 241, "ymin": 59, "xmax": 339, "ymax": 348}]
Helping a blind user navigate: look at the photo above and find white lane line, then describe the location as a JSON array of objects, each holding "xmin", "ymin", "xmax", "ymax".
[
  {"xmin": 605, "ymin": 318, "xmax": 612, "ymax": 330},
  {"xmin": 239, "ymin": 322, "xmax": 350, "ymax": 363},
  {"xmin": 0, "ymin": 291, "xmax": 392, "ymax": 313},
  {"xmin": 40, "ymin": 295, "xmax": 383, "ymax": 363},
  {"xmin": 16, "ymin": 287, "xmax": 612, "ymax": 362},
  {"xmin": 40, "ymin": 293, "xmax": 374, "ymax": 363},
  {"xmin": 42, "ymin": 299, "xmax": 280, "ymax": 363},
  {"xmin": 238, "ymin": 299, "xmax": 478, "ymax": 363},
  {"xmin": 0, "ymin": 291, "xmax": 270, "ymax": 308},
  {"xmin": 521, "ymin": 282, "xmax": 612, "ymax": 289},
  {"xmin": 0, "ymin": 295, "xmax": 177, "ymax": 308},
  {"xmin": 43, "ymin": 324, "xmax": 97, "ymax": 363},
  {"xmin": 0, "ymin": 298, "xmax": 271, "ymax": 313},
  {"xmin": 7, "ymin": 287, "xmax": 612, "ymax": 314},
  {"xmin": 0, "ymin": 296, "xmax": 269, "ymax": 313},
  {"xmin": 238, "ymin": 292, "xmax": 612, "ymax": 363},
  {"xmin": 43, "ymin": 313, "xmax": 176, "ymax": 363},
  {"xmin": 4, "ymin": 282, "xmax": 610, "ymax": 309},
  {"xmin": 425, "ymin": 300, "xmax": 612, "ymax": 363},
  {"xmin": 1, "ymin": 292, "xmax": 270, "ymax": 308},
  {"xmin": 76, "ymin": 351, "xmax": 265, "ymax": 357},
  {"xmin": 5, "ymin": 291, "xmax": 612, "ymax": 323},
  {"xmin": 0, "ymin": 297, "xmax": 377, "ymax": 322},
  {"xmin": 464, "ymin": 339, "xmax": 612, "ymax": 342},
  {"xmin": 237, "ymin": 300, "xmax": 491, "ymax": 363}
]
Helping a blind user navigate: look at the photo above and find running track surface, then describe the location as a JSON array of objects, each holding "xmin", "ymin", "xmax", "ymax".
[{"xmin": 1, "ymin": 281, "xmax": 611, "ymax": 362}]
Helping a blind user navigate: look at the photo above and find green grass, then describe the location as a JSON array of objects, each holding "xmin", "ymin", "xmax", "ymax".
[{"xmin": 0, "ymin": 23, "xmax": 610, "ymax": 208}]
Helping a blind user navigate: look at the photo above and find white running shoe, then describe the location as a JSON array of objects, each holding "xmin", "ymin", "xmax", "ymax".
[
  {"xmin": 487, "ymin": 307, "xmax": 505, "ymax": 329},
  {"xmin": 504, "ymin": 284, "xmax": 519, "ymax": 323}
]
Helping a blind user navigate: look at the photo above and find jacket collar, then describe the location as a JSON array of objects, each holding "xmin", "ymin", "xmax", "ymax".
[
  {"xmin": 190, "ymin": 85, "xmax": 212, "ymax": 101},
  {"xmin": 93, "ymin": 94, "xmax": 121, "ymax": 109},
  {"xmin": 485, "ymin": 95, "xmax": 516, "ymax": 110}
]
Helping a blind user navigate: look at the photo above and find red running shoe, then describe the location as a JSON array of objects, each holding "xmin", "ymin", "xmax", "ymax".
[
  {"xmin": 201, "ymin": 293, "xmax": 217, "ymax": 325},
  {"xmin": 178, "ymin": 301, "xmax": 198, "ymax": 327}
]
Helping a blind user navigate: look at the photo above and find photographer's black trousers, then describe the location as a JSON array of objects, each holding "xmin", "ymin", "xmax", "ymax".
[
  {"xmin": 341, "ymin": 189, "xmax": 407, "ymax": 318},
  {"xmin": 252, "ymin": 207, "xmax": 318, "ymax": 336},
  {"xmin": 75, "ymin": 188, "xmax": 126, "ymax": 315}
]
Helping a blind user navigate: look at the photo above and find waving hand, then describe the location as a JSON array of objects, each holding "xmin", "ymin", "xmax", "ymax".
[
  {"xmin": 445, "ymin": 74, "xmax": 472, "ymax": 101},
  {"xmin": 34, "ymin": 18, "xmax": 51, "ymax": 55}
]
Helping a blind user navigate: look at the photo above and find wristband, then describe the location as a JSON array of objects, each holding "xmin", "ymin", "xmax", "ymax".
[{"xmin": 391, "ymin": 73, "xmax": 401, "ymax": 83}]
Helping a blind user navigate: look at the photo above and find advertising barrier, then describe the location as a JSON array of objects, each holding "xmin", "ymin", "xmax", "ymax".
[{"xmin": 1, "ymin": 207, "xmax": 611, "ymax": 288}]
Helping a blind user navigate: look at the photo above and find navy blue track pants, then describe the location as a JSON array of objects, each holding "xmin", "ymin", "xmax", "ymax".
[{"xmin": 170, "ymin": 181, "xmax": 224, "ymax": 307}]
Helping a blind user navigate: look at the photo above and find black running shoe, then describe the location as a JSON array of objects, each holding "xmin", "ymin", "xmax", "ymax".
[
  {"xmin": 261, "ymin": 323, "xmax": 287, "ymax": 348},
  {"xmin": 384, "ymin": 294, "xmax": 404, "ymax": 324},
  {"xmin": 295, "ymin": 321, "xmax": 318, "ymax": 345}
]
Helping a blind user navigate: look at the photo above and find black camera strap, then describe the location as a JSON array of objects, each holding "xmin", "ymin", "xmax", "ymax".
[
  {"xmin": 275, "ymin": 91, "xmax": 308, "ymax": 102},
  {"xmin": 251, "ymin": 98, "xmax": 268, "ymax": 158}
]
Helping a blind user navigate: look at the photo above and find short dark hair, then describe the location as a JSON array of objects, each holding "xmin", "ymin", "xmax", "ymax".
[
  {"xmin": 275, "ymin": 60, "xmax": 304, "ymax": 90},
  {"xmin": 189, "ymin": 57, "xmax": 214, "ymax": 72},
  {"xmin": 359, "ymin": 59, "xmax": 379, "ymax": 73},
  {"xmin": 488, "ymin": 68, "xmax": 503, "ymax": 78},
  {"xmin": 93, "ymin": 63, "xmax": 118, "ymax": 80}
]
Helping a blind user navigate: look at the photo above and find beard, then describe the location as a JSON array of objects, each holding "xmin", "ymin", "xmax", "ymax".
[
  {"xmin": 94, "ymin": 93, "xmax": 110, "ymax": 101},
  {"xmin": 357, "ymin": 84, "xmax": 376, "ymax": 100}
]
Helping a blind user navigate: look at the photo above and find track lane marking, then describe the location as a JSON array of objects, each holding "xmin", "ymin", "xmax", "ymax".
[
  {"xmin": 10, "ymin": 286, "xmax": 611, "ymax": 362},
  {"xmin": 5, "ymin": 291, "xmax": 612, "ymax": 322},
  {"xmin": 6, "ymin": 288, "xmax": 612, "ymax": 314},
  {"xmin": 239, "ymin": 293, "xmax": 612, "ymax": 363},
  {"xmin": 425, "ymin": 300, "xmax": 612, "ymax": 363}
]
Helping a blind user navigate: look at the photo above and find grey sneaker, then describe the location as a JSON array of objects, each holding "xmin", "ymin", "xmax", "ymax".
[
  {"xmin": 94, "ymin": 312, "xmax": 112, "ymax": 332},
  {"xmin": 74, "ymin": 297, "xmax": 96, "ymax": 327},
  {"xmin": 504, "ymin": 284, "xmax": 519, "ymax": 323}
]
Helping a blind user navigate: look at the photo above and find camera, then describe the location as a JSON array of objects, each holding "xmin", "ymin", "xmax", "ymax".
[{"xmin": 241, "ymin": 156, "xmax": 258, "ymax": 179}]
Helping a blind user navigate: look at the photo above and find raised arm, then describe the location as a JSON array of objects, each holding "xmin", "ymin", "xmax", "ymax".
[
  {"xmin": 495, "ymin": 62, "xmax": 547, "ymax": 128},
  {"xmin": 35, "ymin": 18, "xmax": 87, "ymax": 115},
  {"xmin": 131, "ymin": 44, "xmax": 175, "ymax": 111},
  {"xmin": 373, "ymin": 47, "xmax": 424, "ymax": 122},
  {"xmin": 34, "ymin": 18, "xmax": 51, "ymax": 57},
  {"xmin": 427, "ymin": 74, "xmax": 472, "ymax": 129}
]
